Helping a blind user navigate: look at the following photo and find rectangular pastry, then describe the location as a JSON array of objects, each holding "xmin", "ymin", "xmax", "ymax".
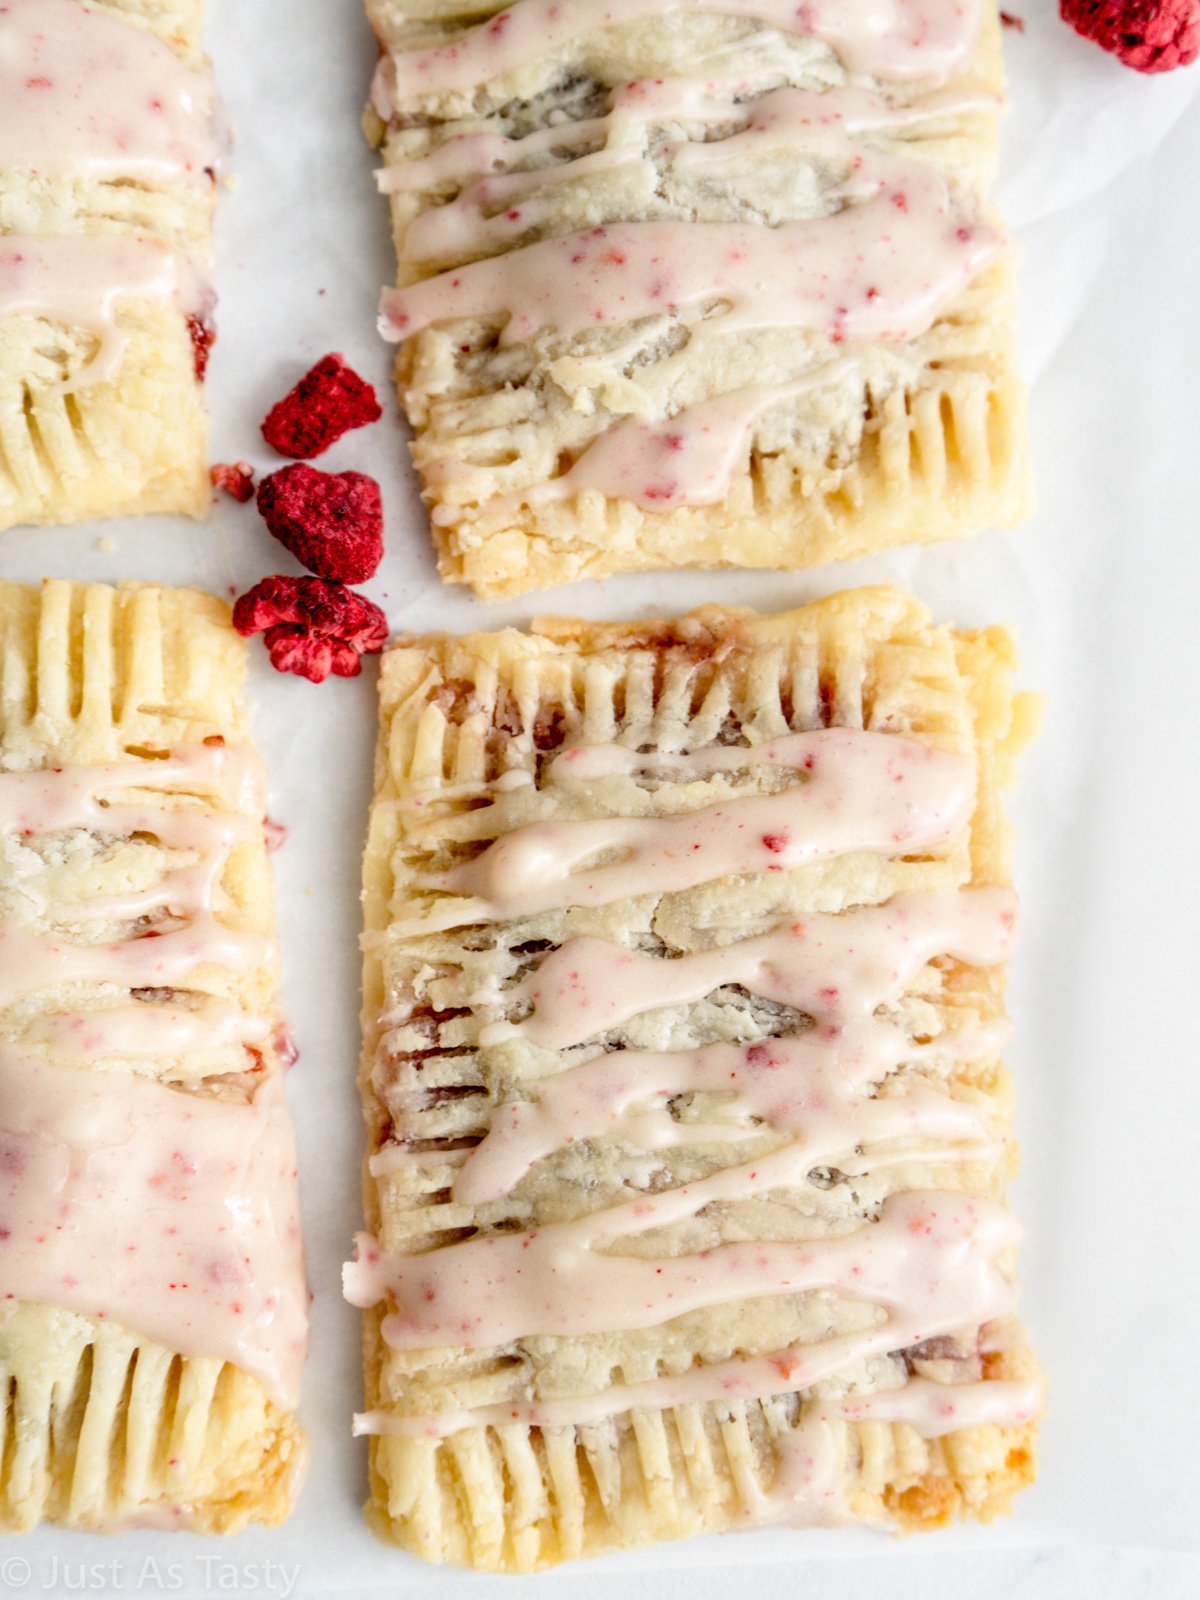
[
  {"xmin": 349, "ymin": 585, "xmax": 1041, "ymax": 1570},
  {"xmin": 0, "ymin": 579, "xmax": 307, "ymax": 1533},
  {"xmin": 0, "ymin": 0, "xmax": 218, "ymax": 532},
  {"xmin": 365, "ymin": 0, "xmax": 1031, "ymax": 598}
]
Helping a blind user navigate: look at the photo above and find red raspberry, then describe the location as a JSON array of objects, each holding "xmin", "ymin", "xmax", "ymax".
[
  {"xmin": 261, "ymin": 353, "xmax": 383, "ymax": 459},
  {"xmin": 256, "ymin": 464, "xmax": 383, "ymax": 584},
  {"xmin": 232, "ymin": 577, "xmax": 389, "ymax": 683},
  {"xmin": 1061, "ymin": 0, "xmax": 1199, "ymax": 69},
  {"xmin": 210, "ymin": 461, "xmax": 255, "ymax": 502}
]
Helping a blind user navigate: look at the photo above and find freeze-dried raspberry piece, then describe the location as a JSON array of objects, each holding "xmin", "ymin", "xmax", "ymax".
[
  {"xmin": 232, "ymin": 576, "xmax": 388, "ymax": 683},
  {"xmin": 261, "ymin": 353, "xmax": 383, "ymax": 459},
  {"xmin": 256, "ymin": 464, "xmax": 383, "ymax": 583},
  {"xmin": 210, "ymin": 461, "xmax": 255, "ymax": 502},
  {"xmin": 1061, "ymin": 0, "xmax": 1199, "ymax": 69}
]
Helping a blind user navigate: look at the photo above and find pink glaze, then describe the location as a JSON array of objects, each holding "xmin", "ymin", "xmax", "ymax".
[
  {"xmin": 829, "ymin": 1375, "xmax": 1039, "ymax": 1433},
  {"xmin": 484, "ymin": 886, "xmax": 1015, "ymax": 1051},
  {"xmin": 355, "ymin": 1360, "xmax": 1037, "ymax": 1442},
  {"xmin": 396, "ymin": 84, "xmax": 995, "ymax": 265},
  {"xmin": 373, "ymin": 0, "xmax": 981, "ymax": 112},
  {"xmin": 405, "ymin": 730, "xmax": 974, "ymax": 930},
  {"xmin": 380, "ymin": 196, "xmax": 998, "ymax": 350},
  {"xmin": 0, "ymin": 234, "xmax": 205, "ymax": 391},
  {"xmin": 0, "ymin": 748, "xmax": 305, "ymax": 1399},
  {"xmin": 383, "ymin": 80, "xmax": 990, "ymax": 193},
  {"xmin": 516, "ymin": 373, "xmax": 855, "ymax": 512},
  {"xmin": 0, "ymin": 1044, "xmax": 305, "ymax": 1407},
  {"xmin": 733, "ymin": 1371, "xmax": 1042, "ymax": 1527},
  {"xmin": 27, "ymin": 1000, "xmax": 270, "ymax": 1062},
  {"xmin": 0, "ymin": 0, "xmax": 217, "ymax": 182},
  {"xmin": 452, "ymin": 1016, "xmax": 1003, "ymax": 1205},
  {"xmin": 736, "ymin": 1414, "xmax": 848, "ymax": 1526},
  {"xmin": 350, "ymin": 887, "xmax": 1017, "ymax": 1352},
  {"xmin": 377, "ymin": 77, "xmax": 998, "ymax": 519},
  {"xmin": 353, "ymin": 728, "xmax": 1031, "ymax": 1469},
  {"xmin": 0, "ymin": 919, "xmax": 270, "ymax": 1011},
  {"xmin": 0, "ymin": 742, "xmax": 265, "ymax": 832},
  {"xmin": 0, "ymin": 745, "xmax": 274, "ymax": 1011},
  {"xmin": 346, "ymin": 1186, "xmax": 1017, "ymax": 1351},
  {"xmin": 0, "ymin": 742, "xmax": 268, "ymax": 929}
]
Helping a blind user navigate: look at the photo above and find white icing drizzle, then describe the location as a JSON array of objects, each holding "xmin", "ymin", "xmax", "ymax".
[
  {"xmin": 353, "ymin": 727, "xmax": 1032, "ymax": 1490},
  {"xmin": 452, "ymin": 1015, "xmax": 1004, "ymax": 1205},
  {"xmin": 0, "ymin": 0, "xmax": 217, "ymax": 183},
  {"xmin": 0, "ymin": 234, "xmax": 206, "ymax": 393},
  {"xmin": 355, "ymin": 1364, "xmax": 1039, "ymax": 1442},
  {"xmin": 0, "ymin": 1045, "xmax": 305, "ymax": 1407},
  {"xmin": 351, "ymin": 1370, "xmax": 1039, "ymax": 1539},
  {"xmin": 351, "ymin": 885, "xmax": 1016, "ymax": 1349},
  {"xmin": 0, "ymin": 919, "xmax": 270, "ymax": 1012},
  {"xmin": 26, "ymin": 1000, "xmax": 270, "ymax": 1062},
  {"xmin": 392, "ymin": 84, "xmax": 996, "ymax": 266},
  {"xmin": 401, "ymin": 730, "xmax": 975, "ymax": 932},
  {"xmin": 373, "ymin": 0, "xmax": 983, "ymax": 112},
  {"xmin": 484, "ymin": 886, "xmax": 1015, "ymax": 1051},
  {"xmin": 346, "ymin": 1186, "xmax": 1017, "ymax": 1350},
  {"xmin": 491, "ymin": 367, "xmax": 858, "ymax": 515},
  {"xmin": 0, "ymin": 742, "xmax": 265, "ymax": 830},
  {"xmin": 0, "ymin": 746, "xmax": 306, "ymax": 1401},
  {"xmin": 377, "ymin": 78, "xmax": 998, "ymax": 523},
  {"xmin": 0, "ymin": 743, "xmax": 265, "ymax": 927}
]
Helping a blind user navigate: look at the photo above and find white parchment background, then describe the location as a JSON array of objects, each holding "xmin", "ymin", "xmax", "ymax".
[{"xmin": 2, "ymin": 0, "xmax": 1199, "ymax": 1594}]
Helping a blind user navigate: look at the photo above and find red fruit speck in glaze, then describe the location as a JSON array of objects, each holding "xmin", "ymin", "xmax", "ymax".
[
  {"xmin": 761, "ymin": 832, "xmax": 789, "ymax": 853},
  {"xmin": 999, "ymin": 8, "xmax": 1025, "ymax": 26},
  {"xmin": 256, "ymin": 464, "xmax": 384, "ymax": 584},
  {"xmin": 186, "ymin": 314, "xmax": 214, "ymax": 382}
]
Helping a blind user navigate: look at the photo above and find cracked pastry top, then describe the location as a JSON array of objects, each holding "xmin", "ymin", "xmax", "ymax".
[
  {"xmin": 364, "ymin": 0, "xmax": 1031, "ymax": 598},
  {"xmin": 0, "ymin": 579, "xmax": 307, "ymax": 1534},
  {"xmin": 350, "ymin": 585, "xmax": 1042, "ymax": 1570},
  {"xmin": 0, "ymin": 0, "xmax": 219, "ymax": 532}
]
